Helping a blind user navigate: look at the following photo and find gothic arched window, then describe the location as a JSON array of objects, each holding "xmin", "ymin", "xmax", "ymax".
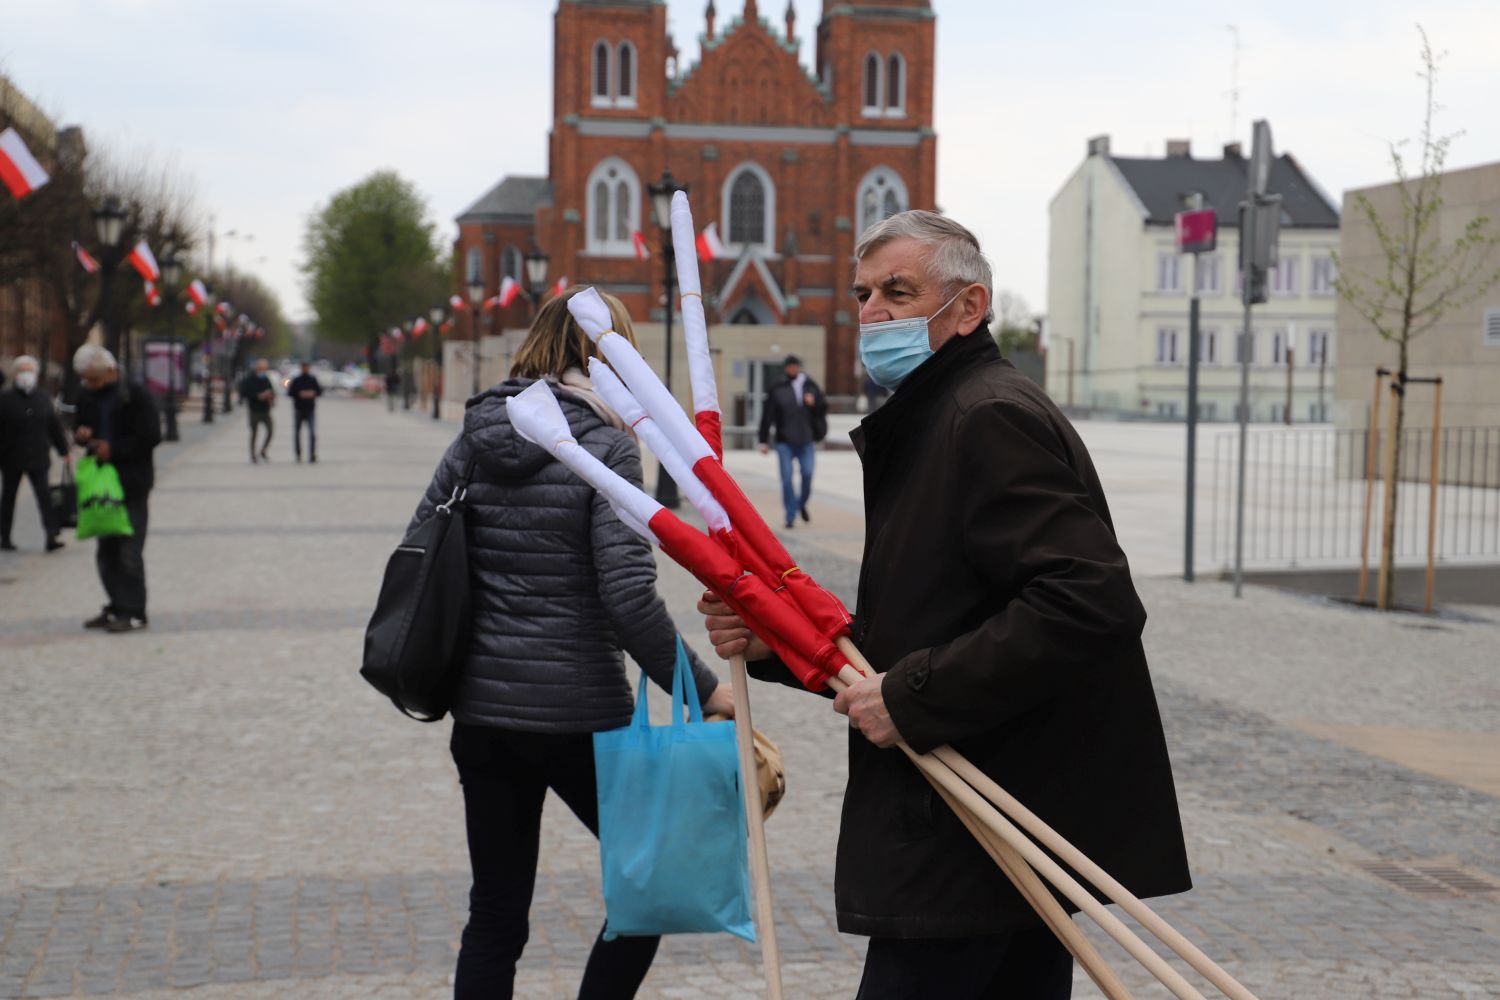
[
  {"xmin": 862, "ymin": 53, "xmax": 881, "ymax": 114},
  {"xmin": 617, "ymin": 42, "xmax": 636, "ymax": 105},
  {"xmin": 722, "ymin": 162, "xmax": 775, "ymax": 252},
  {"xmin": 857, "ymin": 167, "xmax": 909, "ymax": 235},
  {"xmin": 592, "ymin": 41, "xmax": 611, "ymax": 104},
  {"xmin": 501, "ymin": 246, "xmax": 522, "ymax": 283},
  {"xmin": 465, "ymin": 247, "xmax": 483, "ymax": 284},
  {"xmin": 586, "ymin": 157, "xmax": 641, "ymax": 256},
  {"xmin": 887, "ymin": 53, "xmax": 905, "ymax": 114}
]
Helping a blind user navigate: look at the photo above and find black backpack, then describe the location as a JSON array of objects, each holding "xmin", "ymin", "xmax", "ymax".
[{"xmin": 360, "ymin": 459, "xmax": 476, "ymax": 721}]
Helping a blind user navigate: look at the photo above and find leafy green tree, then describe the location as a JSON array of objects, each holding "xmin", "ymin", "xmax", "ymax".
[
  {"xmin": 1335, "ymin": 28, "xmax": 1500, "ymax": 610},
  {"xmin": 301, "ymin": 171, "xmax": 447, "ymax": 358}
]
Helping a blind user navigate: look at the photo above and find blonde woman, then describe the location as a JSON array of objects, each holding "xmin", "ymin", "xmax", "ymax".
[{"xmin": 409, "ymin": 286, "xmax": 733, "ymax": 999}]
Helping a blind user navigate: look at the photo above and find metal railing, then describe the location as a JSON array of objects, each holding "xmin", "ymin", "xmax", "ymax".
[{"xmin": 1209, "ymin": 426, "xmax": 1500, "ymax": 568}]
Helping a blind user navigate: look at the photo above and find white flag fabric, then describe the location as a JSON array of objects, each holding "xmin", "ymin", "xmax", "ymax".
[
  {"xmin": 670, "ymin": 192, "xmax": 719, "ymax": 420},
  {"xmin": 506, "ymin": 380, "xmax": 662, "ymax": 541},
  {"xmin": 0, "ymin": 127, "xmax": 50, "ymax": 198},
  {"xmin": 587, "ymin": 358, "xmax": 730, "ymax": 533}
]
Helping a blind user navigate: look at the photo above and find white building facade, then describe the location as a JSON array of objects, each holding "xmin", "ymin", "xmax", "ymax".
[{"xmin": 1047, "ymin": 136, "xmax": 1341, "ymax": 422}]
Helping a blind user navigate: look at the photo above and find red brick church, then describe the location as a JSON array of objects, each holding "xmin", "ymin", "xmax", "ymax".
[{"xmin": 453, "ymin": 0, "xmax": 937, "ymax": 394}]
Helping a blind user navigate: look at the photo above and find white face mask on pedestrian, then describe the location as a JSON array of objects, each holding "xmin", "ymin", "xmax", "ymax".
[{"xmin": 14, "ymin": 371, "xmax": 37, "ymax": 392}]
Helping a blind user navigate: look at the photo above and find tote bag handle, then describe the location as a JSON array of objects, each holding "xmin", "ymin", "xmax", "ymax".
[{"xmin": 629, "ymin": 635, "xmax": 702, "ymax": 735}]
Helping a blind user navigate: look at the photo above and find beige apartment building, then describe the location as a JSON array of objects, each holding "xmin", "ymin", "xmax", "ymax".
[
  {"xmin": 1335, "ymin": 160, "xmax": 1500, "ymax": 433},
  {"xmin": 1047, "ymin": 136, "xmax": 1341, "ymax": 422}
]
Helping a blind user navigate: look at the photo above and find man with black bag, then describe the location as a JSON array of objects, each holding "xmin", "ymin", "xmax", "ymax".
[{"xmin": 0, "ymin": 356, "xmax": 70, "ymax": 553}]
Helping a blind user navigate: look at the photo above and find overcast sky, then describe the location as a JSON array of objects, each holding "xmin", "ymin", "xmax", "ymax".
[{"xmin": 5, "ymin": 1, "xmax": 1498, "ymax": 324}]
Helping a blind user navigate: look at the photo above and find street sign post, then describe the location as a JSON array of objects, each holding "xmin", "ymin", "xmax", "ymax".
[{"xmin": 1176, "ymin": 202, "xmax": 1217, "ymax": 583}]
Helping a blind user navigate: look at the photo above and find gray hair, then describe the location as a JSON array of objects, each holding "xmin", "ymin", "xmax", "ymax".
[
  {"xmin": 854, "ymin": 210, "xmax": 995, "ymax": 325},
  {"xmin": 73, "ymin": 344, "xmax": 118, "ymax": 376},
  {"xmin": 11, "ymin": 355, "xmax": 39, "ymax": 375}
]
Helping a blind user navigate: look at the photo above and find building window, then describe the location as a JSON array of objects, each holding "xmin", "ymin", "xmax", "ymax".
[
  {"xmin": 1271, "ymin": 256, "xmax": 1300, "ymax": 296},
  {"xmin": 1199, "ymin": 401, "xmax": 1219, "ymax": 420},
  {"xmin": 1310, "ymin": 255, "xmax": 1337, "ymax": 295},
  {"xmin": 1195, "ymin": 329, "xmax": 1218, "ymax": 365},
  {"xmin": 465, "ymin": 247, "xmax": 483, "ymax": 284},
  {"xmin": 1270, "ymin": 328, "xmax": 1290, "ymax": 365},
  {"xmin": 1483, "ymin": 307, "xmax": 1500, "ymax": 346},
  {"xmin": 886, "ymin": 53, "xmax": 906, "ymax": 115},
  {"xmin": 1194, "ymin": 254, "xmax": 1221, "ymax": 294},
  {"xmin": 1155, "ymin": 327, "xmax": 1179, "ymax": 365},
  {"xmin": 856, "ymin": 167, "xmax": 908, "ymax": 235},
  {"xmin": 1156, "ymin": 401, "xmax": 1179, "ymax": 418},
  {"xmin": 617, "ymin": 42, "xmax": 636, "ymax": 106},
  {"xmin": 722, "ymin": 162, "xmax": 775, "ymax": 252},
  {"xmin": 1156, "ymin": 252, "xmax": 1182, "ymax": 293},
  {"xmin": 502, "ymin": 246, "xmax": 522, "ymax": 283},
  {"xmin": 1235, "ymin": 329, "xmax": 1254, "ymax": 365},
  {"xmin": 592, "ymin": 41, "xmax": 611, "ymax": 105},
  {"xmin": 586, "ymin": 157, "xmax": 641, "ymax": 255},
  {"xmin": 862, "ymin": 53, "xmax": 881, "ymax": 115},
  {"xmin": 1309, "ymin": 402, "xmax": 1329, "ymax": 421},
  {"xmin": 1307, "ymin": 329, "xmax": 1331, "ymax": 365}
]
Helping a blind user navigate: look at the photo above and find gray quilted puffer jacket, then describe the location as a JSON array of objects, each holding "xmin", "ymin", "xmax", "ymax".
[{"xmin": 409, "ymin": 378, "xmax": 718, "ymax": 731}]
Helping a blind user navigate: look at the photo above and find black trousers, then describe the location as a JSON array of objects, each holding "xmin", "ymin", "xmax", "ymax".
[
  {"xmin": 248, "ymin": 411, "xmax": 273, "ymax": 458},
  {"xmin": 855, "ymin": 926, "xmax": 1073, "ymax": 1000},
  {"xmin": 0, "ymin": 465, "xmax": 55, "ymax": 543},
  {"xmin": 450, "ymin": 724, "xmax": 659, "ymax": 1000},
  {"xmin": 97, "ymin": 496, "xmax": 149, "ymax": 618},
  {"xmin": 293, "ymin": 410, "xmax": 316, "ymax": 458}
]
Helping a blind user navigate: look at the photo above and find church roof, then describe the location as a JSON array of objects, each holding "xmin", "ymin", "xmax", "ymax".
[{"xmin": 456, "ymin": 175, "xmax": 552, "ymax": 224}]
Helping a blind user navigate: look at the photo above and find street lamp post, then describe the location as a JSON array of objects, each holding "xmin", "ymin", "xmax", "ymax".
[
  {"xmin": 402, "ymin": 321, "xmax": 415, "ymax": 410},
  {"xmin": 647, "ymin": 169, "xmax": 687, "ymax": 509},
  {"xmin": 222, "ymin": 315, "xmax": 238, "ymax": 415},
  {"xmin": 524, "ymin": 245, "xmax": 550, "ymax": 315},
  {"xmin": 159, "ymin": 249, "xmax": 183, "ymax": 442},
  {"xmin": 467, "ymin": 277, "xmax": 485, "ymax": 397},
  {"xmin": 200, "ymin": 284, "xmax": 216, "ymax": 423},
  {"xmin": 428, "ymin": 305, "xmax": 445, "ymax": 420},
  {"xmin": 91, "ymin": 197, "xmax": 127, "ymax": 360}
]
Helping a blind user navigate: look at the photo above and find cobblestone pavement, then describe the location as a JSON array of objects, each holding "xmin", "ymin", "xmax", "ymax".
[{"xmin": 2, "ymin": 397, "xmax": 1497, "ymax": 998}]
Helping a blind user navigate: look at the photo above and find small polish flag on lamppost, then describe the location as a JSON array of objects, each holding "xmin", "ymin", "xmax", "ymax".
[
  {"xmin": 215, "ymin": 300, "xmax": 233, "ymax": 315},
  {"xmin": 631, "ymin": 230, "xmax": 652, "ymax": 260},
  {"xmin": 448, "ymin": 293, "xmax": 467, "ymax": 312},
  {"xmin": 144, "ymin": 280, "xmax": 162, "ymax": 307},
  {"xmin": 497, "ymin": 275, "xmax": 520, "ymax": 308},
  {"xmin": 127, "ymin": 240, "xmax": 160, "ymax": 282},
  {"xmin": 551, "ymin": 276, "xmax": 569, "ymax": 297},
  {"xmin": 185, "ymin": 300, "xmax": 199, "ymax": 315},
  {"xmin": 186, "ymin": 278, "xmax": 208, "ymax": 307},
  {"xmin": 411, "ymin": 317, "xmax": 430, "ymax": 337},
  {"xmin": 72, "ymin": 242, "xmax": 100, "ymax": 274},
  {"xmin": 0, "ymin": 127, "xmax": 50, "ymax": 199},
  {"xmin": 696, "ymin": 222, "xmax": 726, "ymax": 261}
]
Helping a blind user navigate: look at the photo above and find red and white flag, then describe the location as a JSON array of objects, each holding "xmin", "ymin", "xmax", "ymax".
[
  {"xmin": 214, "ymin": 314, "xmax": 227, "ymax": 331},
  {"xmin": 215, "ymin": 300, "xmax": 232, "ymax": 315},
  {"xmin": 186, "ymin": 278, "xmax": 208, "ymax": 306},
  {"xmin": 126, "ymin": 240, "xmax": 160, "ymax": 282},
  {"xmin": 631, "ymin": 230, "xmax": 651, "ymax": 261},
  {"xmin": 440, "ymin": 319, "xmax": 454, "ymax": 334},
  {"xmin": 449, "ymin": 293, "xmax": 467, "ymax": 312},
  {"xmin": 696, "ymin": 223, "xmax": 726, "ymax": 261},
  {"xmin": 144, "ymin": 280, "xmax": 162, "ymax": 307},
  {"xmin": 185, "ymin": 300, "xmax": 199, "ymax": 315},
  {"xmin": 411, "ymin": 317, "xmax": 429, "ymax": 338},
  {"xmin": 497, "ymin": 275, "xmax": 520, "ymax": 308},
  {"xmin": 0, "ymin": 127, "xmax": 50, "ymax": 199},
  {"xmin": 551, "ymin": 276, "xmax": 569, "ymax": 297},
  {"xmin": 73, "ymin": 242, "xmax": 100, "ymax": 274}
]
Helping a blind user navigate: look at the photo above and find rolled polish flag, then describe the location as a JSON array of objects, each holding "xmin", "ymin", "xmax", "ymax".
[
  {"xmin": 73, "ymin": 242, "xmax": 100, "ymax": 274},
  {"xmin": 186, "ymin": 279, "xmax": 208, "ymax": 306},
  {"xmin": 670, "ymin": 192, "xmax": 722, "ymax": 457},
  {"xmin": 0, "ymin": 127, "xmax": 50, "ymax": 199},
  {"xmin": 696, "ymin": 222, "xmax": 726, "ymax": 261},
  {"xmin": 126, "ymin": 240, "xmax": 160, "ymax": 282}
]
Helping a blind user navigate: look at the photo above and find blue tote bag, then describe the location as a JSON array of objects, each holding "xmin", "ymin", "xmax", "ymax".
[{"xmin": 593, "ymin": 638, "xmax": 755, "ymax": 942}]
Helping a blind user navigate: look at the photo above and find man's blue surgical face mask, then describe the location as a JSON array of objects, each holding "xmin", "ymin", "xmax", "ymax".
[{"xmin": 858, "ymin": 289, "xmax": 964, "ymax": 391}]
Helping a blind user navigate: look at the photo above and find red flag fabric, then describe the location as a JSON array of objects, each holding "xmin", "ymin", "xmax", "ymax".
[
  {"xmin": 696, "ymin": 223, "xmax": 726, "ymax": 261},
  {"xmin": 0, "ymin": 127, "xmax": 50, "ymax": 198},
  {"xmin": 144, "ymin": 280, "xmax": 162, "ymax": 307},
  {"xmin": 411, "ymin": 317, "xmax": 429, "ymax": 337},
  {"xmin": 73, "ymin": 242, "xmax": 100, "ymax": 274},
  {"xmin": 449, "ymin": 293, "xmax": 467, "ymax": 312},
  {"xmin": 695, "ymin": 412, "xmax": 724, "ymax": 463},
  {"xmin": 631, "ymin": 230, "xmax": 651, "ymax": 261},
  {"xmin": 440, "ymin": 319, "xmax": 454, "ymax": 334},
  {"xmin": 498, "ymin": 275, "xmax": 520, "ymax": 308},
  {"xmin": 551, "ymin": 276, "xmax": 569, "ymax": 297},
  {"xmin": 127, "ymin": 240, "xmax": 160, "ymax": 282},
  {"xmin": 186, "ymin": 279, "xmax": 208, "ymax": 306},
  {"xmin": 215, "ymin": 301, "xmax": 232, "ymax": 315}
]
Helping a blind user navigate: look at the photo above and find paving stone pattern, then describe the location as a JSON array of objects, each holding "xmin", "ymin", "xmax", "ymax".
[{"xmin": 1, "ymin": 399, "xmax": 1497, "ymax": 998}]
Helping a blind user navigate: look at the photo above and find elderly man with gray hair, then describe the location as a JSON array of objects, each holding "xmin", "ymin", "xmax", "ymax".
[
  {"xmin": 700, "ymin": 210, "xmax": 1190, "ymax": 998},
  {"xmin": 72, "ymin": 344, "xmax": 161, "ymax": 632},
  {"xmin": 0, "ymin": 356, "xmax": 70, "ymax": 552}
]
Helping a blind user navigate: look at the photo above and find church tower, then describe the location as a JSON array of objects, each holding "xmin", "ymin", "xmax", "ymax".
[
  {"xmin": 553, "ymin": 0, "xmax": 669, "ymax": 122},
  {"xmin": 815, "ymin": 0, "xmax": 935, "ymax": 130}
]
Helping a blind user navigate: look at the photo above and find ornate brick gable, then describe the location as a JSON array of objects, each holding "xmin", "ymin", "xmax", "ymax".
[{"xmin": 669, "ymin": 15, "xmax": 829, "ymax": 126}]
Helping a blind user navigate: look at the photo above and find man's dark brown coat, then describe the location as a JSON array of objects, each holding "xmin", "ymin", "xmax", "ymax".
[{"xmin": 753, "ymin": 330, "xmax": 1190, "ymax": 938}]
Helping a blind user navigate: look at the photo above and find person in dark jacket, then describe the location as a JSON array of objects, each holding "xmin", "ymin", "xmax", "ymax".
[
  {"xmin": 286, "ymin": 361, "xmax": 322, "ymax": 462},
  {"xmin": 701, "ymin": 211, "xmax": 1189, "ymax": 999},
  {"xmin": 410, "ymin": 286, "xmax": 733, "ymax": 1000},
  {"xmin": 238, "ymin": 358, "xmax": 275, "ymax": 463},
  {"xmin": 0, "ymin": 356, "xmax": 70, "ymax": 552},
  {"xmin": 73, "ymin": 344, "xmax": 161, "ymax": 633},
  {"xmin": 757, "ymin": 354, "xmax": 827, "ymax": 528}
]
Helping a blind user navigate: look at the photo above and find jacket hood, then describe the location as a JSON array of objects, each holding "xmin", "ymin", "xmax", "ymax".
[{"xmin": 460, "ymin": 378, "xmax": 609, "ymax": 480}]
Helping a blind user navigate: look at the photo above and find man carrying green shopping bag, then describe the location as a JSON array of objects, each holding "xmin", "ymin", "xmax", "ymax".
[{"xmin": 73, "ymin": 344, "xmax": 160, "ymax": 633}]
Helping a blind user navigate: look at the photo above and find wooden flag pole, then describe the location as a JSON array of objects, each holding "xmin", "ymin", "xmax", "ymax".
[{"xmin": 730, "ymin": 653, "xmax": 783, "ymax": 999}]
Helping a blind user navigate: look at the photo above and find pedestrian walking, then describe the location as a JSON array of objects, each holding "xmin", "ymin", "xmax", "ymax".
[
  {"xmin": 239, "ymin": 358, "xmax": 276, "ymax": 463},
  {"xmin": 756, "ymin": 354, "xmax": 827, "ymax": 529},
  {"xmin": 702, "ymin": 211, "xmax": 1190, "ymax": 1000},
  {"xmin": 410, "ymin": 286, "xmax": 733, "ymax": 999},
  {"xmin": 287, "ymin": 361, "xmax": 322, "ymax": 462},
  {"xmin": 73, "ymin": 344, "xmax": 160, "ymax": 633},
  {"xmin": 0, "ymin": 356, "xmax": 70, "ymax": 553}
]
